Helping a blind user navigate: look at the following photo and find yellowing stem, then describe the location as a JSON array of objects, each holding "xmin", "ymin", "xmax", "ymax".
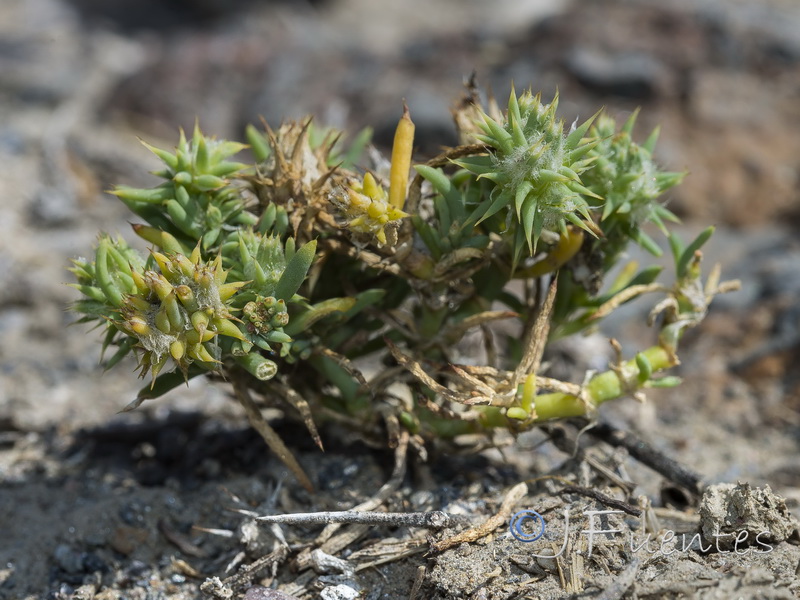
[
  {"xmin": 388, "ymin": 102, "xmax": 415, "ymax": 210},
  {"xmin": 516, "ymin": 228, "xmax": 585, "ymax": 278}
]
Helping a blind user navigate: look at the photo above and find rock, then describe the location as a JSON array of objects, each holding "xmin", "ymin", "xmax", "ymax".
[
  {"xmin": 565, "ymin": 46, "xmax": 668, "ymax": 99},
  {"xmin": 53, "ymin": 543, "xmax": 83, "ymax": 574},
  {"xmin": 320, "ymin": 585, "xmax": 359, "ymax": 600},
  {"xmin": 699, "ymin": 482, "xmax": 800, "ymax": 551}
]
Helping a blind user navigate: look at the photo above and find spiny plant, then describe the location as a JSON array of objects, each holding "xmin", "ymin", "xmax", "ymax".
[{"xmin": 69, "ymin": 83, "xmax": 737, "ymax": 490}]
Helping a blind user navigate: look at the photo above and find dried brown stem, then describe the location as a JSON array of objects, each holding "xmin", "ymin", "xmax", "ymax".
[
  {"xmin": 430, "ymin": 482, "xmax": 527, "ymax": 552},
  {"xmin": 232, "ymin": 378, "xmax": 314, "ymax": 492}
]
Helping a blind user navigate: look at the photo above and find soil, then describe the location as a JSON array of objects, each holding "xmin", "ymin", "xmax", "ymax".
[{"xmin": 1, "ymin": 0, "xmax": 800, "ymax": 598}]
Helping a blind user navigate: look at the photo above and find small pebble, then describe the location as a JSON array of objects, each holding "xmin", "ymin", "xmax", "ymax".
[{"xmin": 243, "ymin": 586, "xmax": 301, "ymax": 600}]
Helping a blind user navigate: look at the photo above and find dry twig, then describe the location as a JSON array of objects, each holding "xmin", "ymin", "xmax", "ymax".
[{"xmin": 430, "ymin": 481, "xmax": 527, "ymax": 552}]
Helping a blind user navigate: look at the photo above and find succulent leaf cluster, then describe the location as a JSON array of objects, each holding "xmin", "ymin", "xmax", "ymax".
[{"xmin": 113, "ymin": 126, "xmax": 257, "ymax": 252}]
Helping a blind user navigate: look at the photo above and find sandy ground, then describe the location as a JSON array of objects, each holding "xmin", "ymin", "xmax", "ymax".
[{"xmin": 1, "ymin": 0, "xmax": 799, "ymax": 598}]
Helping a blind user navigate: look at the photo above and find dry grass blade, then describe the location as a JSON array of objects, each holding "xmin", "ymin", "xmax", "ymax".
[
  {"xmin": 432, "ymin": 247, "xmax": 485, "ymax": 277},
  {"xmin": 386, "ymin": 339, "xmax": 469, "ymax": 404},
  {"xmin": 233, "ymin": 378, "xmax": 314, "ymax": 492},
  {"xmin": 317, "ymin": 347, "xmax": 369, "ymax": 389},
  {"xmin": 439, "ymin": 310, "xmax": 518, "ymax": 345},
  {"xmin": 513, "ymin": 277, "xmax": 558, "ymax": 386},
  {"xmin": 269, "ymin": 380, "xmax": 324, "ymax": 451},
  {"xmin": 591, "ymin": 283, "xmax": 667, "ymax": 321}
]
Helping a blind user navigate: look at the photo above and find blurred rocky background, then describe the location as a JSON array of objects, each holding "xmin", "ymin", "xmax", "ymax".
[{"xmin": 1, "ymin": 0, "xmax": 799, "ymax": 595}]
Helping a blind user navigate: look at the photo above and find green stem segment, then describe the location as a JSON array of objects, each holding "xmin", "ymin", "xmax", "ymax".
[{"xmin": 528, "ymin": 345, "xmax": 673, "ymax": 421}]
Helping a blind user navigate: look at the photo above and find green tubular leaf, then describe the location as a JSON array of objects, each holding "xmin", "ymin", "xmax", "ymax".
[
  {"xmin": 520, "ymin": 193, "xmax": 538, "ymax": 254},
  {"xmin": 275, "ymin": 239, "xmax": 316, "ymax": 301},
  {"xmin": 103, "ymin": 336, "xmax": 136, "ymax": 371},
  {"xmin": 338, "ymin": 126, "xmax": 372, "ymax": 169},
  {"xmin": 214, "ymin": 141, "xmax": 248, "ymax": 159},
  {"xmin": 480, "ymin": 115, "xmax": 513, "ymax": 153},
  {"xmin": 621, "ymin": 107, "xmax": 640, "ymax": 135},
  {"xmin": 605, "ymin": 261, "xmax": 639, "ymax": 295},
  {"xmin": 510, "ymin": 221, "xmax": 528, "ymax": 274},
  {"xmin": 451, "ymin": 156, "xmax": 496, "ymax": 176},
  {"xmin": 341, "ymin": 288, "xmax": 386, "ymax": 320},
  {"xmin": 626, "ymin": 264, "xmax": 663, "ymax": 287},
  {"xmin": 514, "ymin": 181, "xmax": 534, "ymax": 218},
  {"xmin": 642, "ymin": 126, "xmax": 661, "ymax": 154},
  {"xmin": 565, "ymin": 110, "xmax": 600, "ymax": 150},
  {"xmin": 284, "ymin": 296, "xmax": 357, "ymax": 336},
  {"xmin": 132, "ymin": 225, "xmax": 189, "ymax": 255},
  {"xmin": 568, "ymin": 139, "xmax": 599, "ymax": 162},
  {"xmin": 676, "ymin": 226, "xmax": 715, "ymax": 278},
  {"xmin": 140, "ymin": 141, "xmax": 178, "ymax": 172},
  {"xmin": 96, "ymin": 238, "xmax": 124, "ymax": 308},
  {"xmin": 233, "ymin": 211, "xmax": 258, "ymax": 227},
  {"xmin": 262, "ymin": 330, "xmax": 293, "ymax": 344},
  {"xmin": 104, "ymin": 242, "xmax": 134, "ymax": 276},
  {"xmin": 538, "ymin": 169, "xmax": 569, "ymax": 184},
  {"xmin": 565, "ymin": 180, "xmax": 602, "ymax": 200},
  {"xmin": 475, "ymin": 189, "xmax": 512, "ymax": 225},
  {"xmin": 284, "ymin": 237, "xmax": 296, "ymax": 262},
  {"xmin": 510, "ymin": 117, "xmax": 527, "ymax": 148},
  {"xmin": 411, "ymin": 215, "xmax": 442, "ymax": 259},
  {"xmin": 117, "ymin": 199, "xmax": 178, "ymax": 234},
  {"xmin": 415, "ymin": 165, "xmax": 464, "ymax": 221},
  {"xmin": 630, "ymin": 228, "xmax": 663, "ymax": 256},
  {"xmin": 635, "ymin": 351, "xmax": 652, "ymax": 384},
  {"xmin": 112, "ymin": 185, "xmax": 173, "ymax": 204},
  {"xmin": 433, "ymin": 195, "xmax": 451, "ymax": 235},
  {"xmin": 100, "ymin": 324, "xmax": 119, "ymax": 358},
  {"xmin": 259, "ymin": 203, "xmax": 277, "ymax": 233},
  {"xmin": 194, "ymin": 175, "xmax": 227, "ymax": 191},
  {"xmin": 234, "ymin": 353, "xmax": 278, "ymax": 381},
  {"xmin": 507, "ymin": 87, "xmax": 522, "ymax": 129},
  {"xmin": 275, "ymin": 207, "xmax": 289, "ymax": 236},
  {"xmin": 165, "ymin": 198, "xmax": 188, "ymax": 226},
  {"xmin": 68, "ymin": 284, "xmax": 107, "ymax": 303},
  {"xmin": 246, "ymin": 125, "xmax": 271, "ymax": 161},
  {"xmin": 655, "ymin": 171, "xmax": 685, "ymax": 191},
  {"xmin": 668, "ymin": 233, "xmax": 684, "ymax": 267},
  {"xmin": 209, "ymin": 161, "xmax": 248, "ymax": 177},
  {"xmin": 195, "ymin": 128, "xmax": 210, "ymax": 173},
  {"xmin": 592, "ymin": 265, "xmax": 663, "ymax": 307},
  {"xmin": 205, "ymin": 204, "xmax": 223, "ymax": 230},
  {"xmin": 646, "ymin": 375, "xmax": 682, "ymax": 388},
  {"xmin": 653, "ymin": 205, "xmax": 680, "ymax": 224}
]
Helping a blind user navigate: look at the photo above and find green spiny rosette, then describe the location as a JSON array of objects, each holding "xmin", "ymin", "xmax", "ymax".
[
  {"xmin": 70, "ymin": 234, "xmax": 248, "ymax": 382},
  {"xmin": 112, "ymin": 125, "xmax": 257, "ymax": 251},
  {"xmin": 580, "ymin": 111, "xmax": 685, "ymax": 259},
  {"xmin": 454, "ymin": 88, "xmax": 601, "ymax": 264}
]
